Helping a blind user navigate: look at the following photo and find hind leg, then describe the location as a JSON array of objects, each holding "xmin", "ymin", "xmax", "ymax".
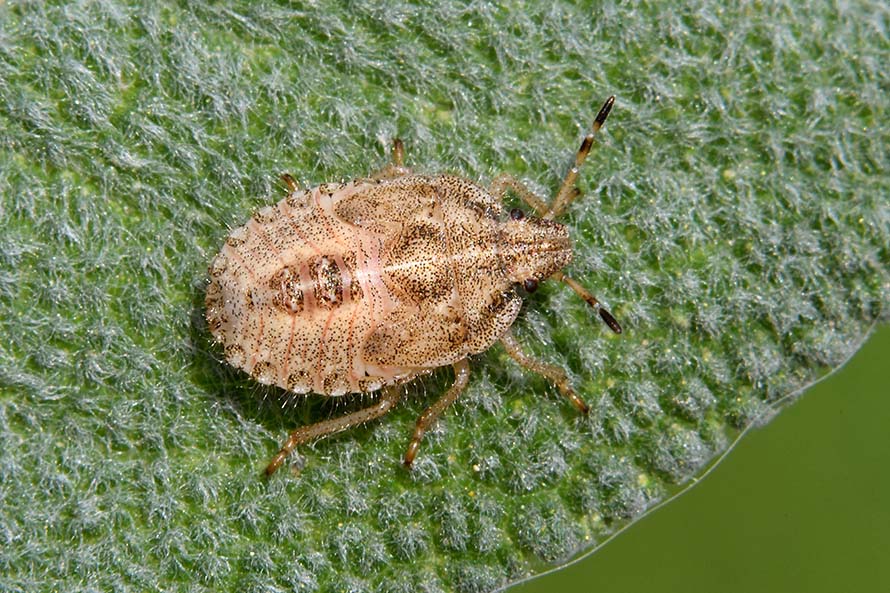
[
  {"xmin": 265, "ymin": 385, "xmax": 402, "ymax": 476},
  {"xmin": 369, "ymin": 138, "xmax": 412, "ymax": 180}
]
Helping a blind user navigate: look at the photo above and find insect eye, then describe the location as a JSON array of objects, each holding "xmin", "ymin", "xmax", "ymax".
[
  {"xmin": 523, "ymin": 278, "xmax": 538, "ymax": 293},
  {"xmin": 510, "ymin": 208, "xmax": 525, "ymax": 220}
]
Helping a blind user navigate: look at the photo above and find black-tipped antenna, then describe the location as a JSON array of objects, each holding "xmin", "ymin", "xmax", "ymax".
[
  {"xmin": 547, "ymin": 95, "xmax": 616, "ymax": 220},
  {"xmin": 553, "ymin": 271, "xmax": 623, "ymax": 334}
]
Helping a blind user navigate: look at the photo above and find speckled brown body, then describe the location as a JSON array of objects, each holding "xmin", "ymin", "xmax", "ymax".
[
  {"xmin": 206, "ymin": 96, "xmax": 620, "ymax": 475},
  {"xmin": 205, "ymin": 174, "xmax": 570, "ymax": 396}
]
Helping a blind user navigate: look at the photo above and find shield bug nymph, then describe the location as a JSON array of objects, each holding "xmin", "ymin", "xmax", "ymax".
[{"xmin": 205, "ymin": 96, "xmax": 622, "ymax": 475}]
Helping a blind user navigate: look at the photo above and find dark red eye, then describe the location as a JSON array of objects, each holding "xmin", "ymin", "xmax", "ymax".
[
  {"xmin": 523, "ymin": 278, "xmax": 538, "ymax": 293},
  {"xmin": 510, "ymin": 208, "xmax": 524, "ymax": 220}
]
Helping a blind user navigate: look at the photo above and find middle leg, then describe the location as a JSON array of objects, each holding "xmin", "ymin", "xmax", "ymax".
[{"xmin": 403, "ymin": 358, "xmax": 471, "ymax": 468}]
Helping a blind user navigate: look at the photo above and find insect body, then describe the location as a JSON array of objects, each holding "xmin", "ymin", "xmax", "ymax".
[{"xmin": 205, "ymin": 97, "xmax": 621, "ymax": 475}]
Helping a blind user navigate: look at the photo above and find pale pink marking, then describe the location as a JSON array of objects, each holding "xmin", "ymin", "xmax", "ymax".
[
  {"xmin": 250, "ymin": 219, "xmax": 286, "ymax": 266},
  {"xmin": 329, "ymin": 253, "xmax": 350, "ymax": 303},
  {"xmin": 280, "ymin": 311, "xmax": 298, "ymax": 386},
  {"xmin": 314, "ymin": 185, "xmax": 356, "ymax": 258},
  {"xmin": 223, "ymin": 241, "xmax": 265, "ymax": 370},
  {"xmin": 352, "ymin": 230, "xmax": 410, "ymax": 383},
  {"xmin": 284, "ymin": 210, "xmax": 322, "ymax": 257},
  {"xmin": 353, "ymin": 233, "xmax": 384, "ymax": 377},
  {"xmin": 314, "ymin": 306, "xmax": 338, "ymax": 394},
  {"xmin": 345, "ymin": 295, "xmax": 362, "ymax": 392},
  {"xmin": 223, "ymin": 242, "xmax": 256, "ymax": 282},
  {"xmin": 296, "ymin": 262, "xmax": 318, "ymax": 377},
  {"xmin": 314, "ymin": 181, "xmax": 360, "ymax": 219}
]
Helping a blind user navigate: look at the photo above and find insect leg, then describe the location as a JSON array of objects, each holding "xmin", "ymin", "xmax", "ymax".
[
  {"xmin": 368, "ymin": 138, "xmax": 412, "ymax": 180},
  {"xmin": 392, "ymin": 138, "xmax": 405, "ymax": 168},
  {"xmin": 265, "ymin": 385, "xmax": 402, "ymax": 476},
  {"xmin": 280, "ymin": 173, "xmax": 299, "ymax": 193},
  {"xmin": 403, "ymin": 358, "xmax": 471, "ymax": 468},
  {"xmin": 551, "ymin": 271, "xmax": 622, "ymax": 334},
  {"xmin": 499, "ymin": 328, "xmax": 590, "ymax": 414},
  {"xmin": 547, "ymin": 95, "xmax": 615, "ymax": 220},
  {"xmin": 489, "ymin": 173, "xmax": 549, "ymax": 217}
]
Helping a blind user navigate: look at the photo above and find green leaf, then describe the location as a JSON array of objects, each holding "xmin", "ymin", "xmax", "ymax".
[{"xmin": 0, "ymin": 2, "xmax": 886, "ymax": 592}]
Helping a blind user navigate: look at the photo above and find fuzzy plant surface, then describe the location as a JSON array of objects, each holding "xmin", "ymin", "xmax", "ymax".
[{"xmin": 0, "ymin": 1, "xmax": 888, "ymax": 592}]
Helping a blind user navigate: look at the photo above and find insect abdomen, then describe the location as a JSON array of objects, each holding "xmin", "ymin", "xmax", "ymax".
[{"xmin": 206, "ymin": 186, "xmax": 412, "ymax": 396}]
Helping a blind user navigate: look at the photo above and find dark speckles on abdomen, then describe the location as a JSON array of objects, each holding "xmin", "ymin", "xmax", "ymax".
[
  {"xmin": 225, "ymin": 343, "xmax": 246, "ymax": 367},
  {"xmin": 310, "ymin": 255, "xmax": 343, "ymax": 309},
  {"xmin": 252, "ymin": 360, "xmax": 276, "ymax": 385},
  {"xmin": 322, "ymin": 373, "xmax": 345, "ymax": 396},
  {"xmin": 287, "ymin": 370, "xmax": 311, "ymax": 393},
  {"xmin": 342, "ymin": 252, "xmax": 364, "ymax": 301},
  {"xmin": 270, "ymin": 266, "xmax": 304, "ymax": 314}
]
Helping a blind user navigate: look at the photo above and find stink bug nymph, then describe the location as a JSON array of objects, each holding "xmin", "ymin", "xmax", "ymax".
[{"xmin": 205, "ymin": 96, "xmax": 622, "ymax": 475}]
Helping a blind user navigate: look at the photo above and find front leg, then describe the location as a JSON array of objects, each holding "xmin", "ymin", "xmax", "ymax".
[
  {"xmin": 490, "ymin": 96, "xmax": 615, "ymax": 220},
  {"xmin": 489, "ymin": 173, "xmax": 550, "ymax": 216}
]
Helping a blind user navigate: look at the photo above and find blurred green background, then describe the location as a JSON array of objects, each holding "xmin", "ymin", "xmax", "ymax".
[{"xmin": 516, "ymin": 324, "xmax": 890, "ymax": 593}]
